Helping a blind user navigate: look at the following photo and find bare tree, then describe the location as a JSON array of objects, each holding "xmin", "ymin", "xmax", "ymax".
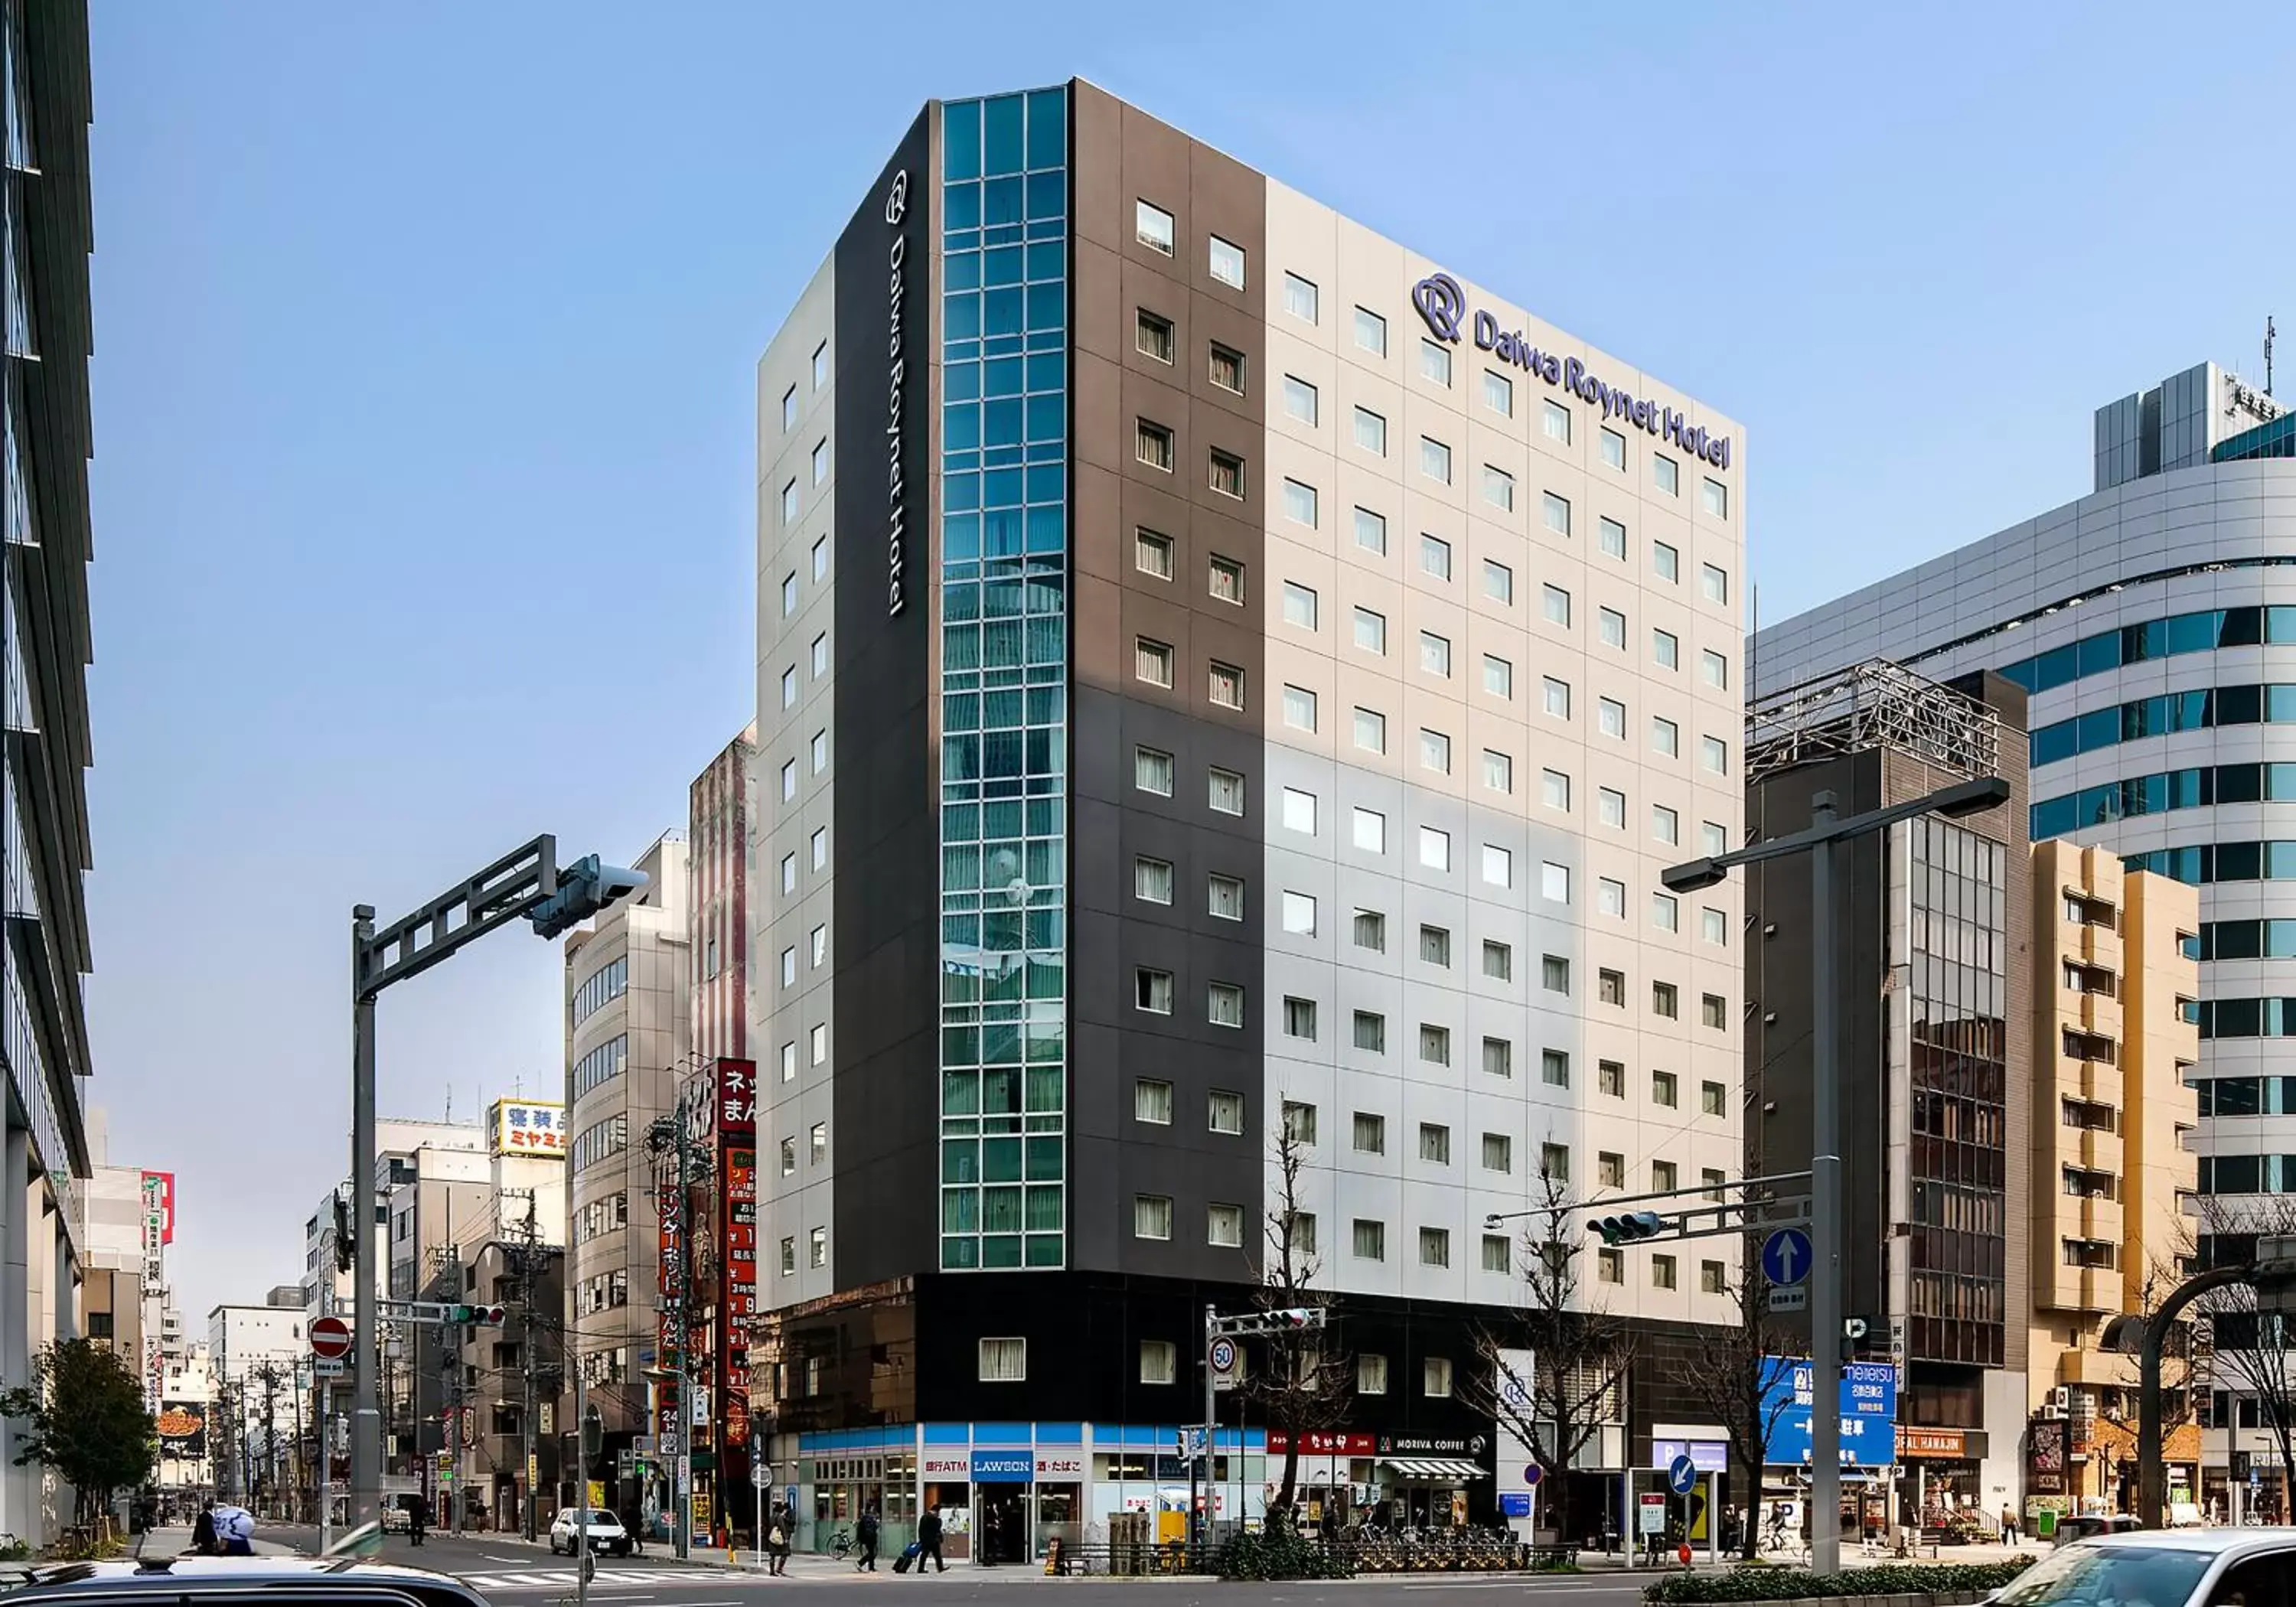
[
  {"xmin": 1459, "ymin": 1165, "xmax": 1635, "ymax": 1543},
  {"xmin": 2189, "ymin": 1196, "xmax": 2296, "ymax": 1510},
  {"xmin": 1675, "ymin": 1253, "xmax": 1800, "ymax": 1557},
  {"xmin": 1243, "ymin": 1107, "xmax": 1355, "ymax": 1527}
]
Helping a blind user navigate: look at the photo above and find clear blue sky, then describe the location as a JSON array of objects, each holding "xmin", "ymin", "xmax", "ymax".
[{"xmin": 85, "ymin": 2, "xmax": 2291, "ymax": 1320}]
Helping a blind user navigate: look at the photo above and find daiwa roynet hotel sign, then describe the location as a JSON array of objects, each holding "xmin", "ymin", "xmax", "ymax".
[{"xmin": 1411, "ymin": 272, "xmax": 1731, "ymax": 470}]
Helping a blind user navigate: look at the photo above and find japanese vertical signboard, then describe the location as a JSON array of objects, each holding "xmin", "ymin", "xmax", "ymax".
[
  {"xmin": 490, "ymin": 1099, "xmax": 566, "ymax": 1159},
  {"xmin": 717, "ymin": 1059, "xmax": 757, "ymax": 1463}
]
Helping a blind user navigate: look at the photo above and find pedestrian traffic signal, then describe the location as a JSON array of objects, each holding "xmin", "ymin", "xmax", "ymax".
[
  {"xmin": 1589, "ymin": 1211, "xmax": 1668, "ymax": 1245},
  {"xmin": 529, "ymin": 856, "xmax": 651, "ymax": 940}
]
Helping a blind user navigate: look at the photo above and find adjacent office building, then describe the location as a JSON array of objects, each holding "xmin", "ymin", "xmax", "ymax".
[
  {"xmin": 561, "ymin": 830, "xmax": 689, "ymax": 1510},
  {"xmin": 1753, "ymin": 360, "xmax": 2294, "ymax": 1517},
  {"xmin": 2, "ymin": 0, "xmax": 99, "ymax": 1549},
  {"xmin": 750, "ymin": 80, "xmax": 1746, "ymax": 1554}
]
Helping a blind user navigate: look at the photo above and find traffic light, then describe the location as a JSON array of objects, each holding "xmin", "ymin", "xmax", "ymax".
[
  {"xmin": 529, "ymin": 856, "xmax": 651, "ymax": 940},
  {"xmin": 1268, "ymin": 1309, "xmax": 1316, "ymax": 1328},
  {"xmin": 582, "ymin": 1404, "xmax": 604, "ymax": 1460},
  {"xmin": 1589, "ymin": 1211, "xmax": 1668, "ymax": 1245},
  {"xmin": 331, "ymin": 1191, "xmax": 354, "ymax": 1275},
  {"xmin": 447, "ymin": 1304, "xmax": 506, "ymax": 1326}
]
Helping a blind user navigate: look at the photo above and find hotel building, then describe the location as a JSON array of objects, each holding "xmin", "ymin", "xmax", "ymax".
[{"xmin": 749, "ymin": 80, "xmax": 1746, "ymax": 1555}]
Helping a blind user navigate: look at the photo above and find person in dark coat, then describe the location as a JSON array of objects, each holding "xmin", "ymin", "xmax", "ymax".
[
  {"xmin": 190, "ymin": 1501, "xmax": 217, "ymax": 1556},
  {"xmin": 915, "ymin": 1508, "xmax": 947, "ymax": 1574},
  {"xmin": 856, "ymin": 1506, "xmax": 880, "ymax": 1571}
]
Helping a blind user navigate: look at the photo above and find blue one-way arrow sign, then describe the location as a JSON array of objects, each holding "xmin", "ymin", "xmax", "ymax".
[{"xmin": 1762, "ymin": 1227, "xmax": 1813, "ymax": 1288}]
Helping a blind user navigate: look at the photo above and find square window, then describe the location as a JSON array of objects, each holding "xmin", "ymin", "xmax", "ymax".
[
  {"xmin": 1353, "ymin": 1219, "xmax": 1387, "ymax": 1262},
  {"xmin": 1703, "ymin": 476, "xmax": 1729, "ymax": 518},
  {"xmin": 811, "ymin": 729, "xmax": 827, "ymax": 772},
  {"xmin": 1598, "ymin": 516, "xmax": 1626, "ymax": 560},
  {"xmin": 1136, "ymin": 419, "xmax": 1174, "ymax": 471},
  {"xmin": 1541, "ymin": 491, "xmax": 1571, "ymax": 537},
  {"xmin": 810, "ymin": 924, "xmax": 827, "ymax": 966},
  {"xmin": 1653, "ymin": 804, "xmax": 1680, "ymax": 844},
  {"xmin": 1207, "ymin": 1203, "xmax": 1244, "ymax": 1248},
  {"xmin": 781, "ymin": 666, "xmax": 797, "ymax": 708},
  {"xmin": 1652, "ymin": 983, "xmax": 1679, "ymax": 1022},
  {"xmin": 1542, "ymin": 399, "xmax": 1571, "ymax": 442},
  {"xmin": 1134, "ymin": 1078, "xmax": 1172, "ymax": 1124},
  {"xmin": 1482, "ymin": 1132, "xmax": 1513, "ymax": 1175},
  {"xmin": 1282, "ymin": 787, "xmax": 1316, "ymax": 834},
  {"xmin": 1653, "ymin": 1068, "xmax": 1679, "ymax": 1105},
  {"xmin": 1655, "ymin": 453, "xmax": 1680, "ymax": 495},
  {"xmin": 1133, "ymin": 1195, "xmax": 1172, "ymax": 1241},
  {"xmin": 1281, "ymin": 890, "xmax": 1318, "ymax": 936},
  {"xmin": 1420, "ymin": 436, "xmax": 1453, "ymax": 484},
  {"xmin": 1599, "ymin": 972, "xmax": 1626, "ymax": 1009},
  {"xmin": 1282, "ymin": 374, "xmax": 1319, "ymax": 425},
  {"xmin": 1652, "ymin": 1253, "xmax": 1678, "ymax": 1289},
  {"xmin": 1352, "ymin": 1111, "xmax": 1386, "ymax": 1153},
  {"xmin": 1208, "ymin": 344, "xmax": 1246, "ymax": 396},
  {"xmin": 810, "ymin": 827, "xmax": 827, "ymax": 869},
  {"xmin": 1419, "ymin": 1228, "xmax": 1451, "ymax": 1269},
  {"xmin": 1353, "ymin": 1009, "xmax": 1387, "ymax": 1052},
  {"xmin": 1135, "ymin": 637, "xmax": 1173, "ymax": 688},
  {"xmin": 1420, "ymin": 729, "xmax": 1452, "ymax": 774},
  {"xmin": 1136, "ymin": 200, "xmax": 1175, "ymax": 254},
  {"xmin": 1598, "ymin": 787, "xmax": 1626, "ymax": 829},
  {"xmin": 1135, "ymin": 527, "xmax": 1173, "ymax": 579},
  {"xmin": 1542, "ymin": 1048, "xmax": 1570, "ymax": 1087},
  {"xmin": 1701, "ymin": 1260, "xmax": 1727, "ymax": 1295},
  {"xmin": 1420, "ymin": 631, "xmax": 1453, "ymax": 677},
  {"xmin": 1599, "ymin": 1247, "xmax": 1624, "ymax": 1283},
  {"xmin": 1599, "ymin": 698, "xmax": 1626, "ymax": 739},
  {"xmin": 1418, "ymin": 826, "xmax": 1450, "ymax": 872},
  {"xmin": 1282, "ymin": 1100, "xmax": 1318, "ymax": 1144},
  {"xmin": 1208, "ymin": 1089, "xmax": 1246, "ymax": 1135},
  {"xmin": 1140, "ymin": 1340, "xmax": 1177, "ymax": 1384},
  {"xmin": 811, "ymin": 632, "xmax": 829, "ymax": 677},
  {"xmin": 811, "ymin": 340, "xmax": 828, "ymax": 390},
  {"xmin": 1207, "ymin": 980, "xmax": 1244, "ymax": 1028},
  {"xmin": 1352, "ymin": 910, "xmax": 1385, "ymax": 952},
  {"xmin": 1598, "ymin": 877, "xmax": 1626, "ymax": 918},
  {"xmin": 1358, "ymin": 1352, "xmax": 1389, "ymax": 1393},
  {"xmin": 1702, "ymin": 563, "xmax": 1730, "ymax": 605},
  {"xmin": 1540, "ymin": 861, "xmax": 1570, "ymax": 903},
  {"xmin": 1354, "ymin": 606, "xmax": 1388, "ymax": 656},
  {"xmin": 1480, "ymin": 843, "xmax": 1511, "ymax": 886},
  {"xmin": 1420, "ymin": 338, "xmax": 1452, "ymax": 385},
  {"xmin": 1352, "ymin": 706, "xmax": 1386, "ymax": 753},
  {"xmin": 1702, "ymin": 820, "xmax": 1729, "ymax": 856},
  {"xmin": 1134, "ymin": 856, "xmax": 1174, "ymax": 905},
  {"xmin": 1653, "ymin": 716, "xmax": 1681, "ymax": 756},
  {"xmin": 1600, "ymin": 426, "xmax": 1626, "ymax": 470},
  {"xmin": 1208, "ymin": 873, "xmax": 1244, "ymax": 921},
  {"xmin": 1484, "ymin": 559, "xmax": 1514, "ymax": 605},
  {"xmin": 1702, "ymin": 993, "xmax": 1730, "ymax": 1030},
  {"xmin": 780, "ymin": 947, "xmax": 796, "ymax": 987},
  {"xmin": 780, "ymin": 759, "xmax": 797, "ymax": 802},
  {"xmin": 1208, "ymin": 660, "xmax": 1245, "ymax": 709},
  {"xmin": 1208, "ymin": 447, "xmax": 1245, "ymax": 497},
  {"xmin": 811, "ymin": 438, "xmax": 830, "ymax": 485},
  {"xmin": 1483, "ymin": 654, "xmax": 1513, "ymax": 699},
  {"xmin": 1354, "ymin": 406, "xmax": 1388, "ymax": 455},
  {"xmin": 1282, "ymin": 683, "xmax": 1318, "ymax": 731},
  {"xmin": 1482, "ymin": 1037, "xmax": 1513, "ymax": 1078},
  {"xmin": 782, "ymin": 572, "xmax": 798, "ymax": 615},
  {"xmin": 1542, "ymin": 1142, "xmax": 1572, "ymax": 1182},
  {"xmin": 1420, "ymin": 533, "xmax": 1453, "ymax": 579},
  {"xmin": 1482, "ymin": 464, "xmax": 1515, "ymax": 510},
  {"xmin": 1702, "ymin": 907, "xmax": 1728, "ymax": 946},
  {"xmin": 1282, "ymin": 581, "xmax": 1318, "ymax": 630},
  {"xmin": 1484, "ymin": 370, "xmax": 1515, "ymax": 416},
  {"xmin": 980, "ymin": 1335, "xmax": 1027, "ymax": 1383},
  {"xmin": 1352, "ymin": 807, "xmax": 1385, "ymax": 853},
  {"xmin": 1482, "ymin": 938, "xmax": 1512, "ymax": 981},
  {"xmin": 781, "ymin": 384, "xmax": 797, "ymax": 432},
  {"xmin": 780, "ymin": 852, "xmax": 797, "ymax": 895},
  {"xmin": 1652, "ymin": 892, "xmax": 1679, "ymax": 932},
  {"xmin": 1354, "ymin": 306, "xmax": 1388, "ymax": 355},
  {"xmin": 812, "ymin": 535, "xmax": 828, "ymax": 579},
  {"xmin": 1136, "ymin": 968, "xmax": 1174, "ymax": 1015},
  {"xmin": 1542, "ymin": 954, "xmax": 1570, "ymax": 994},
  {"xmin": 810, "ymin": 1023, "xmax": 828, "ymax": 1064},
  {"xmin": 781, "ymin": 1041, "xmax": 797, "ymax": 1082},
  {"xmin": 1701, "ymin": 735, "xmax": 1729, "ymax": 774},
  {"xmin": 1208, "ymin": 768, "xmax": 1245, "ymax": 814},
  {"xmin": 1541, "ymin": 583, "xmax": 1571, "ymax": 627},
  {"xmin": 1483, "ymin": 748, "xmax": 1513, "ymax": 794},
  {"xmin": 1653, "ymin": 539, "xmax": 1680, "ymax": 582},
  {"xmin": 1544, "ymin": 676, "xmax": 1570, "ymax": 720},
  {"xmin": 1135, "ymin": 745, "xmax": 1175, "ymax": 795},
  {"xmin": 1419, "ymin": 924, "xmax": 1451, "ymax": 966},
  {"xmin": 1482, "ymin": 1235, "xmax": 1511, "ymax": 1273},
  {"xmin": 1419, "ymin": 1123, "xmax": 1452, "ymax": 1165},
  {"xmin": 1281, "ymin": 996, "xmax": 1317, "ymax": 1040},
  {"xmin": 1541, "ymin": 768, "xmax": 1570, "ymax": 812},
  {"xmin": 1208, "ymin": 234, "xmax": 1247, "ymax": 288},
  {"xmin": 1419, "ymin": 1024, "xmax": 1451, "ymax": 1066},
  {"xmin": 1137, "ymin": 308, "xmax": 1174, "ymax": 363},
  {"xmin": 1355, "ymin": 506, "xmax": 1388, "ymax": 554},
  {"xmin": 1283, "ymin": 272, "xmax": 1319, "ymax": 323},
  {"xmin": 1702, "ymin": 1080, "xmax": 1727, "ymax": 1117},
  {"xmin": 1654, "ymin": 628, "xmax": 1679, "ymax": 670},
  {"xmin": 1703, "ymin": 648, "xmax": 1730, "ymax": 689}
]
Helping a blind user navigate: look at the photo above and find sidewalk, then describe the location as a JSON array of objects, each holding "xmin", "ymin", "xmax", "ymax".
[{"xmin": 136, "ymin": 1525, "xmax": 297, "ymax": 1560}]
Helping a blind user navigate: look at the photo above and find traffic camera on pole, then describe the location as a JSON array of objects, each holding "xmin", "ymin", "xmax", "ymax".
[
  {"xmin": 528, "ymin": 856, "xmax": 650, "ymax": 940},
  {"xmin": 1590, "ymin": 1210, "xmax": 1668, "ymax": 1245}
]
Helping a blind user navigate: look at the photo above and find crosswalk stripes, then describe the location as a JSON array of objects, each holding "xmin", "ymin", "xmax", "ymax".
[{"xmin": 457, "ymin": 1569, "xmax": 749, "ymax": 1590}]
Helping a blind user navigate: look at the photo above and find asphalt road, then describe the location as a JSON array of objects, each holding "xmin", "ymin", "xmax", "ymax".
[{"xmin": 256, "ymin": 1523, "xmax": 1662, "ymax": 1605}]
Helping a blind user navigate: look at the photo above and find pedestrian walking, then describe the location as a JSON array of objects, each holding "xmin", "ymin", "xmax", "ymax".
[
  {"xmin": 915, "ymin": 1508, "xmax": 947, "ymax": 1574},
  {"xmin": 191, "ymin": 1500, "xmax": 217, "ymax": 1556},
  {"xmin": 408, "ymin": 1498, "xmax": 427, "ymax": 1547},
  {"xmin": 856, "ymin": 1506, "xmax": 880, "ymax": 1572},
  {"xmin": 768, "ymin": 1505, "xmax": 790, "ymax": 1576},
  {"xmin": 2000, "ymin": 1507, "xmax": 2018, "ymax": 1546}
]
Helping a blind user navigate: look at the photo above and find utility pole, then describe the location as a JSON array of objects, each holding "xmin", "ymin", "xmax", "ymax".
[{"xmin": 259, "ymin": 1364, "xmax": 282, "ymax": 1517}]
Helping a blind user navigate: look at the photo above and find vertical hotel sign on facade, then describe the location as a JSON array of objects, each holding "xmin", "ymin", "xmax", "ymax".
[
  {"xmin": 884, "ymin": 166, "xmax": 914, "ymax": 618},
  {"xmin": 715, "ymin": 1060, "xmax": 757, "ymax": 1468}
]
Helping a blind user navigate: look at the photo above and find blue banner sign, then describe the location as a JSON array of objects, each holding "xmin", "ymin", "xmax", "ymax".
[
  {"xmin": 970, "ymin": 1449, "xmax": 1032, "ymax": 1481},
  {"xmin": 1759, "ymin": 1357, "xmax": 1897, "ymax": 1468}
]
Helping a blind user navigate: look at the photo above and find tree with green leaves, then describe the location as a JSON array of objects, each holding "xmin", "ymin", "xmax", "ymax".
[{"xmin": 0, "ymin": 1338, "xmax": 158, "ymax": 1529}]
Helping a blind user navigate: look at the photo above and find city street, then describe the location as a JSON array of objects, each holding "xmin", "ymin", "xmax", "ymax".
[{"xmin": 247, "ymin": 1524, "xmax": 1662, "ymax": 1605}]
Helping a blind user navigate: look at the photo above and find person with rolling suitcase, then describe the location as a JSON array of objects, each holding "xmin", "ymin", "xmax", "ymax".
[{"xmin": 894, "ymin": 1537, "xmax": 920, "ymax": 1574}]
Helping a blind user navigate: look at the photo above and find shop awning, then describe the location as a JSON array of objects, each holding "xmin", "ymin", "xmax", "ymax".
[{"xmin": 1378, "ymin": 1459, "xmax": 1489, "ymax": 1482}]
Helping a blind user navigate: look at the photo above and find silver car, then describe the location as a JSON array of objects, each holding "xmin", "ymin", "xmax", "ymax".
[{"xmin": 1997, "ymin": 1528, "xmax": 2296, "ymax": 1607}]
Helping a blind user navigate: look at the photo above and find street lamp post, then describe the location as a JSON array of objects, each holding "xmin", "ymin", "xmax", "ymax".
[{"xmin": 1662, "ymin": 772, "xmax": 2008, "ymax": 1576}]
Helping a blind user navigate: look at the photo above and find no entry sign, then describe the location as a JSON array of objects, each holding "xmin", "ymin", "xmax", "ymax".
[{"xmin": 311, "ymin": 1315, "xmax": 352, "ymax": 1360}]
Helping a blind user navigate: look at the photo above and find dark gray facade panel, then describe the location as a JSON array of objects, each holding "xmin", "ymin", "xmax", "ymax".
[{"xmin": 830, "ymin": 106, "xmax": 938, "ymax": 1288}]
